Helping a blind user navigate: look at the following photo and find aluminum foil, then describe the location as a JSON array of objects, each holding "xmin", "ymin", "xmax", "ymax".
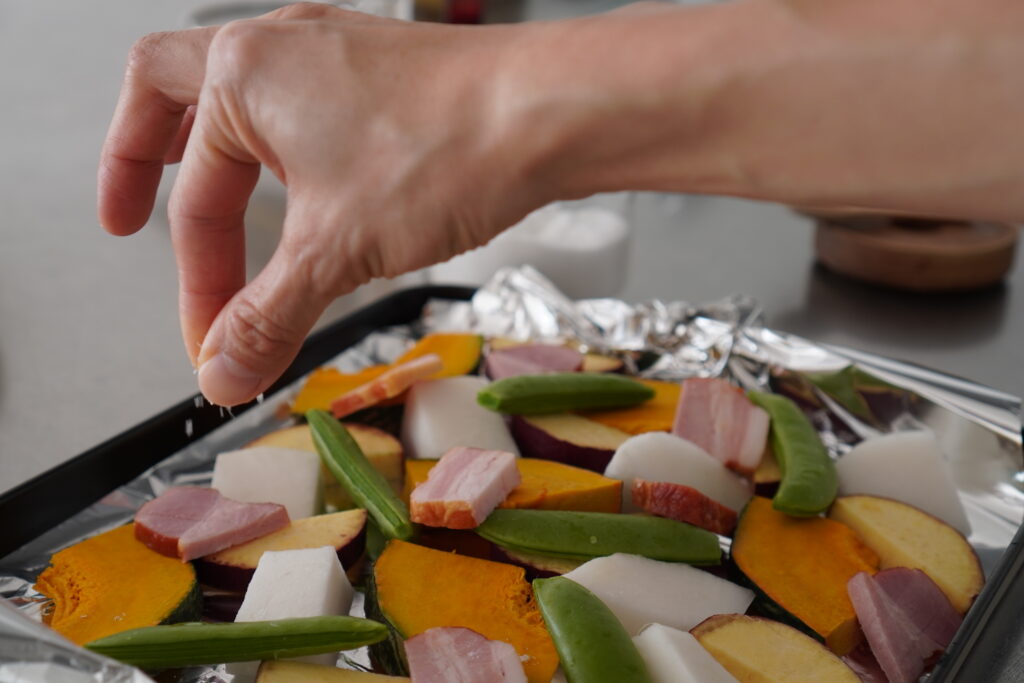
[{"xmin": 2, "ymin": 264, "xmax": 1021, "ymax": 681}]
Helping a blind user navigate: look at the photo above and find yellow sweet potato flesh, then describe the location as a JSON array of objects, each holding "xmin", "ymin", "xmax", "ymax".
[
  {"xmin": 829, "ymin": 495, "xmax": 983, "ymax": 614},
  {"xmin": 248, "ymin": 423, "xmax": 402, "ymax": 510},
  {"xmin": 403, "ymin": 458, "xmax": 621, "ymax": 513},
  {"xmin": 692, "ymin": 614, "xmax": 860, "ymax": 682}
]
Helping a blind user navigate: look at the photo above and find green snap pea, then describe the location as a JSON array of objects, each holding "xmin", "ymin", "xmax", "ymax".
[
  {"xmin": 533, "ymin": 577, "xmax": 652, "ymax": 683},
  {"xmin": 476, "ymin": 510, "xmax": 721, "ymax": 565},
  {"xmin": 477, "ymin": 373, "xmax": 655, "ymax": 414},
  {"xmin": 307, "ymin": 410, "xmax": 413, "ymax": 541},
  {"xmin": 747, "ymin": 391, "xmax": 838, "ymax": 516},
  {"xmin": 85, "ymin": 615, "xmax": 388, "ymax": 669}
]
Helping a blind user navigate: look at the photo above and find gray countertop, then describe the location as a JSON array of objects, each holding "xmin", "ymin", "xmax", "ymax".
[{"xmin": 1, "ymin": 1, "xmax": 1021, "ymax": 494}]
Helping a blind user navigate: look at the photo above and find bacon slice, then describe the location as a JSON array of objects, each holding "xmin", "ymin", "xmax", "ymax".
[
  {"xmin": 134, "ymin": 486, "xmax": 221, "ymax": 557},
  {"xmin": 410, "ymin": 447, "xmax": 520, "ymax": 529},
  {"xmin": 404, "ymin": 627, "xmax": 527, "ymax": 683},
  {"xmin": 631, "ymin": 478, "xmax": 738, "ymax": 535},
  {"xmin": 847, "ymin": 571, "xmax": 942, "ymax": 683},
  {"xmin": 672, "ymin": 378, "xmax": 769, "ymax": 474},
  {"xmin": 873, "ymin": 567, "xmax": 962, "ymax": 649},
  {"xmin": 330, "ymin": 353, "xmax": 443, "ymax": 418},
  {"xmin": 841, "ymin": 641, "xmax": 889, "ymax": 683},
  {"xmin": 485, "ymin": 344, "xmax": 583, "ymax": 380},
  {"xmin": 135, "ymin": 486, "xmax": 289, "ymax": 561}
]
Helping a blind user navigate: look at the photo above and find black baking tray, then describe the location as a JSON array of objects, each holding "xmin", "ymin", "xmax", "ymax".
[{"xmin": 1, "ymin": 284, "xmax": 1022, "ymax": 681}]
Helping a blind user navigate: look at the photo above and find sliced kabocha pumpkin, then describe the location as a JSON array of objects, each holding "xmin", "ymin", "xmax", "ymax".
[
  {"xmin": 35, "ymin": 524, "xmax": 200, "ymax": 645},
  {"xmin": 293, "ymin": 366, "xmax": 390, "ymax": 414},
  {"xmin": 692, "ymin": 614, "xmax": 860, "ymax": 682},
  {"xmin": 291, "ymin": 333, "xmax": 483, "ymax": 414},
  {"xmin": 730, "ymin": 496, "xmax": 879, "ymax": 655},
  {"xmin": 393, "ymin": 332, "xmax": 483, "ymax": 377},
  {"xmin": 581, "ymin": 379, "xmax": 681, "ymax": 435},
  {"xmin": 368, "ymin": 540, "xmax": 558, "ymax": 683}
]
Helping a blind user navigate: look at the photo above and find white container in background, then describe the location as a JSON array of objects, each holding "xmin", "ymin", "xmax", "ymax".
[{"xmin": 429, "ymin": 198, "xmax": 632, "ymax": 299}]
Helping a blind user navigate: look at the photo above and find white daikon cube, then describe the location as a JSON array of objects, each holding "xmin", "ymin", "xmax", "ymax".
[
  {"xmin": 634, "ymin": 624, "xmax": 738, "ymax": 683},
  {"xmin": 563, "ymin": 553, "xmax": 754, "ymax": 635},
  {"xmin": 212, "ymin": 446, "xmax": 322, "ymax": 519},
  {"xmin": 235, "ymin": 546, "xmax": 354, "ymax": 670},
  {"xmin": 402, "ymin": 377, "xmax": 520, "ymax": 459},
  {"xmin": 836, "ymin": 430, "xmax": 970, "ymax": 535},
  {"xmin": 604, "ymin": 432, "xmax": 751, "ymax": 512}
]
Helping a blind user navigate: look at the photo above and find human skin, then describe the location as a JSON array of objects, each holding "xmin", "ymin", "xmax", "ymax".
[{"xmin": 98, "ymin": 1, "xmax": 1024, "ymax": 406}]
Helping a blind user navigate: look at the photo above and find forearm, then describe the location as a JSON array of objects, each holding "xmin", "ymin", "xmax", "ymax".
[{"xmin": 498, "ymin": 0, "xmax": 1024, "ymax": 221}]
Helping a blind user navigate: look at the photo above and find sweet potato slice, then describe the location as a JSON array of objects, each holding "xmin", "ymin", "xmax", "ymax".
[{"xmin": 692, "ymin": 614, "xmax": 860, "ymax": 682}]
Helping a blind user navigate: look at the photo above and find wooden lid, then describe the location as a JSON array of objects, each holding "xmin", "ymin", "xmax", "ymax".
[{"xmin": 814, "ymin": 217, "xmax": 1019, "ymax": 291}]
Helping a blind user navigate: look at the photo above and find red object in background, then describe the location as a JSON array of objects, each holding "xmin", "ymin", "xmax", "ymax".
[{"xmin": 448, "ymin": 0, "xmax": 482, "ymax": 23}]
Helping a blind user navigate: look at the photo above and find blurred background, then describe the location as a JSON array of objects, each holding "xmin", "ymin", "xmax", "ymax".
[{"xmin": 0, "ymin": 0, "xmax": 1019, "ymax": 492}]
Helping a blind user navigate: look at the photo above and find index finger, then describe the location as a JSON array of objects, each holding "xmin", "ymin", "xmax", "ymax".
[{"xmin": 98, "ymin": 27, "xmax": 217, "ymax": 235}]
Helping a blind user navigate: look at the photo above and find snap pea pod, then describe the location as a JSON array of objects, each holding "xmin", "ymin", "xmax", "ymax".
[
  {"xmin": 476, "ymin": 510, "xmax": 721, "ymax": 565},
  {"xmin": 533, "ymin": 577, "xmax": 652, "ymax": 683},
  {"xmin": 747, "ymin": 391, "xmax": 838, "ymax": 516},
  {"xmin": 477, "ymin": 373, "xmax": 655, "ymax": 415},
  {"xmin": 85, "ymin": 615, "xmax": 387, "ymax": 669},
  {"xmin": 307, "ymin": 410, "xmax": 413, "ymax": 541}
]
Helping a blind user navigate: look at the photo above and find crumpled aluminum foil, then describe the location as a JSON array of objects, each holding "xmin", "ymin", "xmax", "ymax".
[{"xmin": 2, "ymin": 265, "xmax": 1021, "ymax": 682}]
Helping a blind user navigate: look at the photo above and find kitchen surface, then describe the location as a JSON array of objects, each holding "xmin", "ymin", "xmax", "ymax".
[{"xmin": 1, "ymin": 0, "xmax": 1020, "ymax": 497}]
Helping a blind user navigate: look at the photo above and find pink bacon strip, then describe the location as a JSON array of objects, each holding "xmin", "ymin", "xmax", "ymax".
[
  {"xmin": 672, "ymin": 377, "xmax": 770, "ymax": 475},
  {"xmin": 135, "ymin": 486, "xmax": 289, "ymax": 561},
  {"xmin": 410, "ymin": 447, "xmax": 520, "ymax": 529},
  {"xmin": 405, "ymin": 627, "xmax": 527, "ymax": 683},
  {"xmin": 873, "ymin": 567, "xmax": 962, "ymax": 648},
  {"xmin": 847, "ymin": 571, "xmax": 946, "ymax": 683},
  {"xmin": 330, "ymin": 353, "xmax": 443, "ymax": 418},
  {"xmin": 485, "ymin": 343, "xmax": 583, "ymax": 380}
]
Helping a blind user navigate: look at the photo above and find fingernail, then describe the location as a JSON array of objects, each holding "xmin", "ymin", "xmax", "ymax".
[{"xmin": 197, "ymin": 353, "xmax": 263, "ymax": 407}]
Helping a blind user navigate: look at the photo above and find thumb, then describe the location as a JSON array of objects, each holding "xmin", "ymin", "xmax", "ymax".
[{"xmin": 195, "ymin": 233, "xmax": 336, "ymax": 407}]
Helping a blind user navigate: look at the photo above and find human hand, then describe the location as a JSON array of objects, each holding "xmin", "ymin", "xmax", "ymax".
[
  {"xmin": 98, "ymin": 4, "xmax": 552, "ymax": 406},
  {"xmin": 101, "ymin": 0, "xmax": 1024, "ymax": 409}
]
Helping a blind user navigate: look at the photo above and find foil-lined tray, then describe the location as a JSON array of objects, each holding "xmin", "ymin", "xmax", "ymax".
[{"xmin": 1, "ymin": 265, "xmax": 1021, "ymax": 682}]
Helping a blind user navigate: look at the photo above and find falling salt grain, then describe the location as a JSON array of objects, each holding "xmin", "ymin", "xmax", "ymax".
[
  {"xmin": 256, "ymin": 393, "xmax": 264, "ymax": 404},
  {"xmin": 589, "ymin": 536, "xmax": 598, "ymax": 544},
  {"xmin": 184, "ymin": 419, "xmax": 193, "ymax": 438}
]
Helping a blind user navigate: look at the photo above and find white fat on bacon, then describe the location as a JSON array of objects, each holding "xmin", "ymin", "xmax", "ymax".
[
  {"xmin": 410, "ymin": 447, "xmax": 520, "ymax": 529},
  {"xmin": 672, "ymin": 378, "xmax": 769, "ymax": 475}
]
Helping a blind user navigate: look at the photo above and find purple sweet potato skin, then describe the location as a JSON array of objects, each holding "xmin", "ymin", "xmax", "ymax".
[
  {"xmin": 194, "ymin": 524, "xmax": 366, "ymax": 591},
  {"xmin": 509, "ymin": 416, "xmax": 614, "ymax": 473}
]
